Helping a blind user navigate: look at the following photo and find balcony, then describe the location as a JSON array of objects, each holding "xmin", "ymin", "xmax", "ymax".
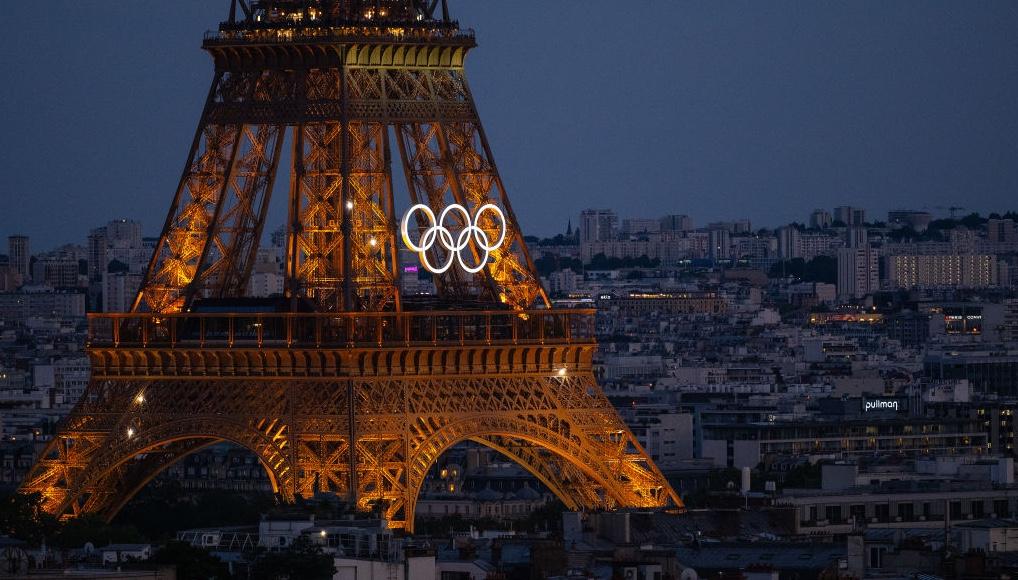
[{"xmin": 87, "ymin": 309, "xmax": 596, "ymax": 351}]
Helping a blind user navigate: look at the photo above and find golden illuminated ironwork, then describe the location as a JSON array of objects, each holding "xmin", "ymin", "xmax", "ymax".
[{"xmin": 20, "ymin": 0, "xmax": 683, "ymax": 530}]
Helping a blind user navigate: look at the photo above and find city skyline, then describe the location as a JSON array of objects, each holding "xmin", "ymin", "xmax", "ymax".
[
  {"xmin": 2, "ymin": 3, "xmax": 1018, "ymax": 575},
  {"xmin": 7, "ymin": 204, "xmax": 1018, "ymax": 255},
  {"xmin": 2, "ymin": 1, "xmax": 1016, "ymax": 245}
]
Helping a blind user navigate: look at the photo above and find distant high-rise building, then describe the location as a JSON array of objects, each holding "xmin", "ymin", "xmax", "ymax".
[
  {"xmin": 621, "ymin": 218, "xmax": 660, "ymax": 236},
  {"xmin": 834, "ymin": 206, "xmax": 866, "ymax": 227},
  {"xmin": 731, "ymin": 237, "xmax": 776, "ymax": 261},
  {"xmin": 885, "ymin": 254, "xmax": 998, "ymax": 289},
  {"xmin": 659, "ymin": 214, "xmax": 693, "ymax": 232},
  {"xmin": 397, "ymin": 247, "xmax": 435, "ymax": 296},
  {"xmin": 102, "ymin": 271, "xmax": 143, "ymax": 313},
  {"xmin": 987, "ymin": 219, "xmax": 1017, "ymax": 244},
  {"xmin": 87, "ymin": 228, "xmax": 107, "ymax": 285},
  {"xmin": 837, "ymin": 247, "xmax": 879, "ymax": 299},
  {"xmin": 708, "ymin": 229, "xmax": 730, "ymax": 261},
  {"xmin": 7, "ymin": 235, "xmax": 29, "ymax": 283},
  {"xmin": 106, "ymin": 219, "xmax": 143, "ymax": 248},
  {"xmin": 88, "ymin": 219, "xmax": 146, "ymax": 311},
  {"xmin": 88, "ymin": 220, "xmax": 145, "ymax": 280},
  {"xmin": 809, "ymin": 209, "xmax": 832, "ymax": 229},
  {"xmin": 270, "ymin": 224, "xmax": 288, "ymax": 248},
  {"xmin": 705, "ymin": 220, "xmax": 752, "ymax": 234},
  {"xmin": 777, "ymin": 227, "xmax": 800, "ymax": 260},
  {"xmin": 32, "ymin": 256, "xmax": 81, "ymax": 288},
  {"xmin": 888, "ymin": 210, "xmax": 932, "ymax": 232},
  {"xmin": 846, "ymin": 226, "xmax": 868, "ymax": 249},
  {"xmin": 0, "ymin": 255, "xmax": 15, "ymax": 291},
  {"xmin": 579, "ymin": 209, "xmax": 617, "ymax": 243}
]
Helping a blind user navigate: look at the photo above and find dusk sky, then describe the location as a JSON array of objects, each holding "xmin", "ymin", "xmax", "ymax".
[{"xmin": 1, "ymin": 1, "xmax": 1016, "ymax": 248}]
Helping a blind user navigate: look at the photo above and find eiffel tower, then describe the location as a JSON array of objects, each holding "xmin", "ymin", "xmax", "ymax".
[{"xmin": 20, "ymin": 0, "xmax": 682, "ymax": 530}]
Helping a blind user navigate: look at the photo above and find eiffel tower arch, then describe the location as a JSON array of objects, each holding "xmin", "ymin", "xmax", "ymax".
[{"xmin": 21, "ymin": 0, "xmax": 683, "ymax": 531}]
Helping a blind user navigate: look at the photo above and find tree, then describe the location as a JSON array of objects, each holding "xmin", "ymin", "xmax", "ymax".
[
  {"xmin": 147, "ymin": 542, "xmax": 231, "ymax": 580},
  {"xmin": 533, "ymin": 255, "xmax": 582, "ymax": 277},
  {"xmin": 52, "ymin": 515, "xmax": 145, "ymax": 550},
  {"xmin": 251, "ymin": 537, "xmax": 335, "ymax": 580},
  {"xmin": 587, "ymin": 253, "xmax": 660, "ymax": 270},
  {"xmin": 767, "ymin": 256, "xmax": 836, "ymax": 284},
  {"xmin": 115, "ymin": 481, "xmax": 276, "ymax": 542},
  {"xmin": 782, "ymin": 462, "xmax": 822, "ymax": 489},
  {"xmin": 959, "ymin": 212, "xmax": 985, "ymax": 229},
  {"xmin": 0, "ymin": 492, "xmax": 60, "ymax": 546},
  {"xmin": 519, "ymin": 500, "xmax": 567, "ymax": 533},
  {"xmin": 107, "ymin": 259, "xmax": 130, "ymax": 274}
]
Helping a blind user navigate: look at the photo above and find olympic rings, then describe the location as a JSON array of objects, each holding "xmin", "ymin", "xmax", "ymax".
[{"xmin": 400, "ymin": 203, "xmax": 507, "ymax": 274}]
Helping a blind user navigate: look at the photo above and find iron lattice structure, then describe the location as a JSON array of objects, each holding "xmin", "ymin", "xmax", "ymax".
[{"xmin": 20, "ymin": 0, "xmax": 683, "ymax": 530}]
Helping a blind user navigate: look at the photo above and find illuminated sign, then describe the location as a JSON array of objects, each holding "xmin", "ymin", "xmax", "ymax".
[
  {"xmin": 864, "ymin": 400, "xmax": 899, "ymax": 412},
  {"xmin": 400, "ymin": 203, "xmax": 506, "ymax": 274}
]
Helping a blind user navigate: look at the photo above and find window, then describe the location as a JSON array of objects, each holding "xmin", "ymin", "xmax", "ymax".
[
  {"xmin": 869, "ymin": 546, "xmax": 884, "ymax": 568},
  {"xmin": 897, "ymin": 503, "xmax": 914, "ymax": 521},
  {"xmin": 875, "ymin": 504, "xmax": 889, "ymax": 522},
  {"xmin": 825, "ymin": 505, "xmax": 842, "ymax": 523},
  {"xmin": 995, "ymin": 500, "xmax": 1009, "ymax": 517},
  {"xmin": 972, "ymin": 501, "xmax": 985, "ymax": 518}
]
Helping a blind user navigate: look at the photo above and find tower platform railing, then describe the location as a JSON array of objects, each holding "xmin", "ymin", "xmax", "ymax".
[
  {"xmin": 87, "ymin": 309, "xmax": 595, "ymax": 350},
  {"xmin": 204, "ymin": 25, "xmax": 475, "ymax": 47}
]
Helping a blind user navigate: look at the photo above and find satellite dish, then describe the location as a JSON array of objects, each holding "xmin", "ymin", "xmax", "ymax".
[{"xmin": 680, "ymin": 569, "xmax": 699, "ymax": 580}]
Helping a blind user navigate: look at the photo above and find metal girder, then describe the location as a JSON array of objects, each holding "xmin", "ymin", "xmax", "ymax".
[
  {"xmin": 135, "ymin": 71, "xmax": 284, "ymax": 313},
  {"xmin": 20, "ymin": 345, "xmax": 682, "ymax": 532},
  {"xmin": 135, "ymin": 61, "xmax": 547, "ymax": 313},
  {"xmin": 287, "ymin": 119, "xmax": 399, "ymax": 311}
]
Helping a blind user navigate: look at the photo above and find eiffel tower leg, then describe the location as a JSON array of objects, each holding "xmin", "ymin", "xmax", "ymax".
[
  {"xmin": 394, "ymin": 122, "xmax": 477, "ymax": 299},
  {"xmin": 340, "ymin": 344, "xmax": 680, "ymax": 531},
  {"xmin": 473, "ymin": 435, "xmax": 602, "ymax": 509},
  {"xmin": 20, "ymin": 377, "xmax": 300, "ymax": 519},
  {"xmin": 432, "ymin": 116, "xmax": 549, "ymax": 310},
  {"xmin": 290, "ymin": 121, "xmax": 345, "ymax": 308},
  {"xmin": 134, "ymin": 73, "xmax": 241, "ymax": 312},
  {"xmin": 344, "ymin": 122, "xmax": 399, "ymax": 310},
  {"xmin": 82, "ymin": 438, "xmax": 220, "ymax": 519},
  {"xmin": 137, "ymin": 69, "xmax": 286, "ymax": 313},
  {"xmin": 397, "ymin": 117, "xmax": 549, "ymax": 309},
  {"xmin": 293, "ymin": 374, "xmax": 354, "ymax": 502},
  {"xmin": 184, "ymin": 123, "xmax": 285, "ymax": 305}
]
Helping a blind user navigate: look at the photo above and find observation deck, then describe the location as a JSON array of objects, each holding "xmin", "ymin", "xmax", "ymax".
[
  {"xmin": 88, "ymin": 309, "xmax": 594, "ymax": 350},
  {"xmin": 86, "ymin": 310, "xmax": 597, "ymax": 380}
]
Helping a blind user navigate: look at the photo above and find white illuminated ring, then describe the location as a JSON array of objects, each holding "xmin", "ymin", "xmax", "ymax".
[{"xmin": 401, "ymin": 203, "xmax": 507, "ymax": 274}]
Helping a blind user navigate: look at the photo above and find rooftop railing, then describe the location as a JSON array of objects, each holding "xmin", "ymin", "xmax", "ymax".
[
  {"xmin": 87, "ymin": 309, "xmax": 595, "ymax": 350},
  {"xmin": 204, "ymin": 23, "xmax": 475, "ymax": 47}
]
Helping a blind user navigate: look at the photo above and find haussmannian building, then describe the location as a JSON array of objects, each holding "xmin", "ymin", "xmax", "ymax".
[{"xmin": 609, "ymin": 292, "xmax": 728, "ymax": 316}]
